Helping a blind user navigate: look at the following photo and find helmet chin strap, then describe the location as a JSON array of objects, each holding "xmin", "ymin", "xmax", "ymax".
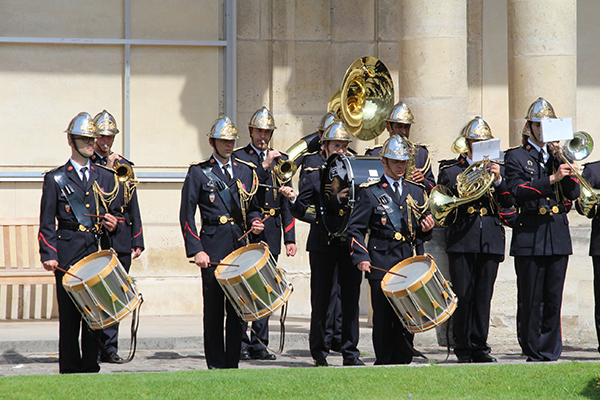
[{"xmin": 71, "ymin": 135, "xmax": 92, "ymax": 159}]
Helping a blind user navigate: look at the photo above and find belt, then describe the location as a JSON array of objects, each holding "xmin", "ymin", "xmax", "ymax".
[
  {"xmin": 370, "ymin": 228, "xmax": 406, "ymax": 241},
  {"xmin": 58, "ymin": 220, "xmax": 88, "ymax": 232},
  {"xmin": 202, "ymin": 216, "xmax": 235, "ymax": 226},
  {"xmin": 319, "ymin": 231, "xmax": 347, "ymax": 246},
  {"xmin": 520, "ymin": 205, "xmax": 566, "ymax": 216},
  {"xmin": 260, "ymin": 208, "xmax": 280, "ymax": 218}
]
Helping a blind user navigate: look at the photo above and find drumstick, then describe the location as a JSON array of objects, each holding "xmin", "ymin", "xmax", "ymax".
[
  {"xmin": 54, "ymin": 266, "xmax": 83, "ymax": 281},
  {"xmin": 84, "ymin": 214, "xmax": 126, "ymax": 221},
  {"xmin": 188, "ymin": 261, "xmax": 239, "ymax": 267},
  {"xmin": 369, "ymin": 265, "xmax": 407, "ymax": 279},
  {"xmin": 407, "ymin": 204, "xmax": 439, "ymax": 227},
  {"xmin": 237, "ymin": 214, "xmax": 271, "ymax": 241}
]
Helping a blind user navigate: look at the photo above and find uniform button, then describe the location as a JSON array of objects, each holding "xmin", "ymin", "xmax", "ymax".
[
  {"xmin": 86, "ymin": 204, "xmax": 90, "ymax": 208},
  {"xmin": 86, "ymin": 191, "xmax": 89, "ymax": 195},
  {"xmin": 266, "ymin": 188, "xmax": 270, "ymax": 191}
]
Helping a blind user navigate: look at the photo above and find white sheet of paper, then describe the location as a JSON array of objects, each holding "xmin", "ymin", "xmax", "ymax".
[
  {"xmin": 541, "ymin": 118, "xmax": 573, "ymax": 142},
  {"xmin": 472, "ymin": 138, "xmax": 501, "ymax": 162}
]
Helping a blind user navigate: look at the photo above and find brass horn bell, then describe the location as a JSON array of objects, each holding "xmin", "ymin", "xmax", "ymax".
[{"xmin": 114, "ymin": 160, "xmax": 133, "ymax": 183}]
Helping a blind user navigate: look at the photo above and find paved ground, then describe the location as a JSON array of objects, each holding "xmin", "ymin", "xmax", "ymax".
[{"xmin": 1, "ymin": 315, "xmax": 600, "ymax": 377}]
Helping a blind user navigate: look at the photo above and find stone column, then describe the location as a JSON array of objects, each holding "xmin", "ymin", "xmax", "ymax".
[
  {"xmin": 507, "ymin": 0, "xmax": 577, "ymax": 146},
  {"xmin": 399, "ymin": 0, "xmax": 468, "ymax": 162}
]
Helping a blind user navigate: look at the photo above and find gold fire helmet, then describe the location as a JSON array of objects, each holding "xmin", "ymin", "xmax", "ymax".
[
  {"xmin": 525, "ymin": 97, "xmax": 557, "ymax": 122},
  {"xmin": 208, "ymin": 115, "xmax": 239, "ymax": 141},
  {"xmin": 64, "ymin": 112, "xmax": 99, "ymax": 138},
  {"xmin": 385, "ymin": 101, "xmax": 415, "ymax": 125},
  {"xmin": 461, "ymin": 116, "xmax": 494, "ymax": 141},
  {"xmin": 381, "ymin": 135, "xmax": 411, "ymax": 161},
  {"xmin": 317, "ymin": 111, "xmax": 338, "ymax": 132},
  {"xmin": 93, "ymin": 110, "xmax": 120, "ymax": 136},
  {"xmin": 248, "ymin": 106, "xmax": 277, "ymax": 131},
  {"xmin": 320, "ymin": 120, "xmax": 352, "ymax": 143}
]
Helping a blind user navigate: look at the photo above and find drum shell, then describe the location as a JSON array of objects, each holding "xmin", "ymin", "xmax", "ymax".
[
  {"xmin": 381, "ymin": 254, "xmax": 457, "ymax": 333},
  {"xmin": 320, "ymin": 154, "xmax": 384, "ymax": 236},
  {"xmin": 215, "ymin": 242, "xmax": 292, "ymax": 322},
  {"xmin": 62, "ymin": 249, "xmax": 142, "ymax": 330}
]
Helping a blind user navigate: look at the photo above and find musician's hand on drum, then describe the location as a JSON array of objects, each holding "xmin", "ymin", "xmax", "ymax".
[
  {"xmin": 102, "ymin": 213, "xmax": 118, "ymax": 232},
  {"xmin": 550, "ymin": 163, "xmax": 572, "ymax": 184},
  {"xmin": 106, "ymin": 152, "xmax": 122, "ymax": 169},
  {"xmin": 285, "ymin": 242, "xmax": 297, "ymax": 257},
  {"xmin": 132, "ymin": 247, "xmax": 143, "ymax": 260},
  {"xmin": 263, "ymin": 150, "xmax": 281, "ymax": 170},
  {"xmin": 194, "ymin": 251, "xmax": 210, "ymax": 268},
  {"xmin": 251, "ymin": 219, "xmax": 264, "ymax": 235},
  {"xmin": 488, "ymin": 162, "xmax": 501, "ymax": 182},
  {"xmin": 279, "ymin": 186, "xmax": 297, "ymax": 202},
  {"xmin": 43, "ymin": 259, "xmax": 58, "ymax": 272},
  {"xmin": 357, "ymin": 261, "xmax": 371, "ymax": 273},
  {"xmin": 410, "ymin": 168, "xmax": 425, "ymax": 183},
  {"xmin": 421, "ymin": 215, "xmax": 435, "ymax": 232},
  {"xmin": 337, "ymin": 187, "xmax": 350, "ymax": 202}
]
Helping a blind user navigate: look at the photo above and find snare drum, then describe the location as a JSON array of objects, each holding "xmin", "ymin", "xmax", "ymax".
[
  {"xmin": 381, "ymin": 254, "xmax": 457, "ymax": 333},
  {"xmin": 215, "ymin": 242, "xmax": 292, "ymax": 322},
  {"xmin": 320, "ymin": 154, "xmax": 384, "ymax": 236},
  {"xmin": 62, "ymin": 249, "xmax": 142, "ymax": 330}
]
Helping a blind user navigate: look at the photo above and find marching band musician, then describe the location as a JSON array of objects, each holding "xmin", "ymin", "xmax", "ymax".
[
  {"xmin": 504, "ymin": 97, "xmax": 580, "ymax": 362},
  {"xmin": 279, "ymin": 120, "xmax": 364, "ymax": 367},
  {"xmin": 365, "ymin": 101, "xmax": 436, "ymax": 193},
  {"xmin": 347, "ymin": 135, "xmax": 435, "ymax": 365},
  {"xmin": 232, "ymin": 107, "xmax": 297, "ymax": 361},
  {"xmin": 179, "ymin": 116, "xmax": 264, "ymax": 369},
  {"xmin": 39, "ymin": 112, "xmax": 121, "ymax": 374},
  {"xmin": 90, "ymin": 110, "xmax": 145, "ymax": 363},
  {"xmin": 437, "ymin": 117, "xmax": 514, "ymax": 363}
]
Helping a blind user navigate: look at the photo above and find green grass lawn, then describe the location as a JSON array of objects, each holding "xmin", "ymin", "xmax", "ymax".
[{"xmin": 2, "ymin": 362, "xmax": 600, "ymax": 399}]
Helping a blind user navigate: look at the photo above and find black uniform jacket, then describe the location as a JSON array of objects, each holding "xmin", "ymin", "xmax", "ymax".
[
  {"xmin": 581, "ymin": 160, "xmax": 600, "ymax": 256},
  {"xmin": 233, "ymin": 144, "xmax": 295, "ymax": 256},
  {"xmin": 346, "ymin": 177, "xmax": 432, "ymax": 280},
  {"xmin": 39, "ymin": 161, "xmax": 121, "ymax": 269},
  {"xmin": 365, "ymin": 143, "xmax": 436, "ymax": 193},
  {"xmin": 504, "ymin": 142, "xmax": 580, "ymax": 256},
  {"xmin": 437, "ymin": 155, "xmax": 514, "ymax": 256},
  {"xmin": 91, "ymin": 153, "xmax": 144, "ymax": 255},
  {"xmin": 179, "ymin": 156, "xmax": 261, "ymax": 262}
]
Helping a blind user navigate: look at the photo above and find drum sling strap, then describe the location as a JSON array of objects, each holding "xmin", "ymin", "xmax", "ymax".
[
  {"xmin": 53, "ymin": 170, "xmax": 98, "ymax": 238},
  {"xmin": 202, "ymin": 166, "xmax": 246, "ymax": 233}
]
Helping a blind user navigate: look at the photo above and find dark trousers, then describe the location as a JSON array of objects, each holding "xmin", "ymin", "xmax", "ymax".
[
  {"xmin": 592, "ymin": 256, "xmax": 600, "ymax": 349},
  {"xmin": 515, "ymin": 255, "xmax": 568, "ymax": 361},
  {"xmin": 99, "ymin": 252, "xmax": 132, "ymax": 357},
  {"xmin": 448, "ymin": 252, "xmax": 501, "ymax": 358},
  {"xmin": 55, "ymin": 270, "xmax": 100, "ymax": 374},
  {"xmin": 369, "ymin": 279, "xmax": 414, "ymax": 365},
  {"xmin": 241, "ymin": 254, "xmax": 279, "ymax": 352},
  {"xmin": 309, "ymin": 247, "xmax": 362, "ymax": 361},
  {"xmin": 324, "ymin": 270, "xmax": 343, "ymax": 351},
  {"xmin": 201, "ymin": 266, "xmax": 243, "ymax": 369}
]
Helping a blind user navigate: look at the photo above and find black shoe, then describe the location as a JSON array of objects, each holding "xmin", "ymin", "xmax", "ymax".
[
  {"xmin": 250, "ymin": 349, "xmax": 276, "ymax": 360},
  {"xmin": 240, "ymin": 348, "xmax": 251, "ymax": 361},
  {"xmin": 343, "ymin": 358, "xmax": 365, "ymax": 366},
  {"xmin": 103, "ymin": 352, "xmax": 123, "ymax": 363},
  {"xmin": 472, "ymin": 353, "xmax": 497, "ymax": 363},
  {"xmin": 457, "ymin": 355, "xmax": 472, "ymax": 363},
  {"xmin": 315, "ymin": 358, "xmax": 328, "ymax": 367}
]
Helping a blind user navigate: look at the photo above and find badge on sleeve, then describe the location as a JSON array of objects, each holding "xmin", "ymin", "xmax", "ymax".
[{"xmin": 65, "ymin": 205, "xmax": 71, "ymax": 212}]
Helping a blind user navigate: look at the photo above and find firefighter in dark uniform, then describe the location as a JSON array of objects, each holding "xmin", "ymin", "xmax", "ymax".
[
  {"xmin": 504, "ymin": 97, "xmax": 580, "ymax": 362},
  {"xmin": 365, "ymin": 101, "xmax": 435, "ymax": 193},
  {"xmin": 280, "ymin": 120, "xmax": 364, "ymax": 367},
  {"xmin": 348, "ymin": 135, "xmax": 435, "ymax": 365},
  {"xmin": 90, "ymin": 110, "xmax": 145, "ymax": 363},
  {"xmin": 233, "ymin": 107, "xmax": 297, "ymax": 361},
  {"xmin": 437, "ymin": 117, "xmax": 514, "ymax": 363},
  {"xmin": 39, "ymin": 112, "xmax": 120, "ymax": 374},
  {"xmin": 179, "ymin": 116, "xmax": 264, "ymax": 369}
]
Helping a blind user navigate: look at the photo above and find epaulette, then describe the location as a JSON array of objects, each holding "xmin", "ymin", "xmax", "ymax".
[
  {"xmin": 95, "ymin": 164, "xmax": 117, "ymax": 174},
  {"xmin": 43, "ymin": 165, "xmax": 61, "ymax": 175},
  {"xmin": 304, "ymin": 150, "xmax": 319, "ymax": 156},
  {"xmin": 190, "ymin": 157, "xmax": 212, "ymax": 166},
  {"xmin": 503, "ymin": 145, "xmax": 521, "ymax": 153},
  {"xmin": 359, "ymin": 179, "xmax": 380, "ymax": 188},
  {"xmin": 406, "ymin": 180, "xmax": 426, "ymax": 189},
  {"xmin": 233, "ymin": 145, "xmax": 247, "ymax": 152},
  {"xmin": 303, "ymin": 166, "xmax": 322, "ymax": 172},
  {"xmin": 119, "ymin": 156, "xmax": 135, "ymax": 167},
  {"xmin": 438, "ymin": 159, "xmax": 460, "ymax": 170},
  {"xmin": 364, "ymin": 144, "xmax": 382, "ymax": 151},
  {"xmin": 234, "ymin": 157, "xmax": 257, "ymax": 169}
]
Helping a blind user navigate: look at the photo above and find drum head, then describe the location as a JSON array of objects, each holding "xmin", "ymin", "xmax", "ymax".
[
  {"xmin": 218, "ymin": 247, "xmax": 266, "ymax": 279},
  {"xmin": 64, "ymin": 253, "xmax": 113, "ymax": 286},
  {"xmin": 383, "ymin": 260, "xmax": 431, "ymax": 292},
  {"xmin": 320, "ymin": 154, "xmax": 383, "ymax": 236}
]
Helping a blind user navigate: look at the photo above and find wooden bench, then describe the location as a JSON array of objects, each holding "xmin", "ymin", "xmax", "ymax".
[{"xmin": 0, "ymin": 218, "xmax": 58, "ymax": 319}]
